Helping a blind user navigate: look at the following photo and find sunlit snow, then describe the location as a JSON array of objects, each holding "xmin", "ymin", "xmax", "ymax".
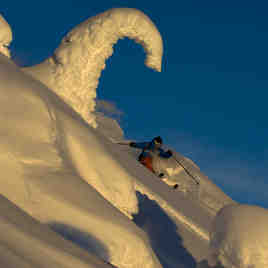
[{"xmin": 208, "ymin": 204, "xmax": 268, "ymax": 268}]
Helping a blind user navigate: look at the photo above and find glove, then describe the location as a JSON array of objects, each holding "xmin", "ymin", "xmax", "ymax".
[
  {"xmin": 167, "ymin": 150, "xmax": 173, "ymax": 156},
  {"xmin": 129, "ymin": 142, "xmax": 136, "ymax": 147}
]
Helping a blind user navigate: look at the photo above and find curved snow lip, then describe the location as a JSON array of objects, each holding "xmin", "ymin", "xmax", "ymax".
[
  {"xmin": 23, "ymin": 8, "xmax": 163, "ymax": 127},
  {"xmin": 0, "ymin": 14, "xmax": 12, "ymax": 57}
]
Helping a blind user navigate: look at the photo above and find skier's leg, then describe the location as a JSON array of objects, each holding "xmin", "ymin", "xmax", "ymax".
[{"xmin": 139, "ymin": 156, "xmax": 155, "ymax": 173}]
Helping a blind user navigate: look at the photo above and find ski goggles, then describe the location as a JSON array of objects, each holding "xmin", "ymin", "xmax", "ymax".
[{"xmin": 154, "ymin": 139, "xmax": 162, "ymax": 145}]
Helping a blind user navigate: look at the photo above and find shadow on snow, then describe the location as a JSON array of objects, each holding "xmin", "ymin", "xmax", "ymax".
[
  {"xmin": 133, "ymin": 191, "xmax": 196, "ymax": 268},
  {"xmin": 48, "ymin": 222, "xmax": 115, "ymax": 266}
]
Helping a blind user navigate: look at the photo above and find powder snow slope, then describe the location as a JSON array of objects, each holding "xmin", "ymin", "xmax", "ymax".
[
  {"xmin": 0, "ymin": 53, "xmax": 162, "ymax": 268},
  {"xmin": 96, "ymin": 116, "xmax": 236, "ymax": 264}
]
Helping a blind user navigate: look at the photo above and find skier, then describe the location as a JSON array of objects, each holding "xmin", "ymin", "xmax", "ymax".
[{"xmin": 129, "ymin": 136, "xmax": 173, "ymax": 176}]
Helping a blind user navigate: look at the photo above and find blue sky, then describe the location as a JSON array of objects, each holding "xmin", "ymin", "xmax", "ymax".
[{"xmin": 1, "ymin": 0, "xmax": 268, "ymax": 208}]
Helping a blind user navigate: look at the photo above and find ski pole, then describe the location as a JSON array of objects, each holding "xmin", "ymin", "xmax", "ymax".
[
  {"xmin": 116, "ymin": 142, "xmax": 129, "ymax": 145},
  {"xmin": 109, "ymin": 138, "xmax": 131, "ymax": 146},
  {"xmin": 172, "ymin": 156, "xmax": 200, "ymax": 186}
]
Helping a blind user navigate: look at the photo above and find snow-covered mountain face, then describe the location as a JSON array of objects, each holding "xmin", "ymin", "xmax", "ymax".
[{"xmin": 1, "ymin": 8, "xmax": 268, "ymax": 268}]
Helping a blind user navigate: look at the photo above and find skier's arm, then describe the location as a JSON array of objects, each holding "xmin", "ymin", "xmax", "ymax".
[
  {"xmin": 158, "ymin": 148, "xmax": 173, "ymax": 158},
  {"xmin": 129, "ymin": 142, "xmax": 149, "ymax": 149}
]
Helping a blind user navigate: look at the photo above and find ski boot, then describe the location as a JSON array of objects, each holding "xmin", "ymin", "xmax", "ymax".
[{"xmin": 158, "ymin": 173, "xmax": 165, "ymax": 179}]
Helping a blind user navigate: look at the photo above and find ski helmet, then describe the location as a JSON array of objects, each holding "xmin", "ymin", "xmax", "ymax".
[{"xmin": 153, "ymin": 136, "xmax": 163, "ymax": 145}]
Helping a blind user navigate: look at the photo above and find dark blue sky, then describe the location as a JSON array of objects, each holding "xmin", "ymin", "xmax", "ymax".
[{"xmin": 1, "ymin": 0, "xmax": 268, "ymax": 208}]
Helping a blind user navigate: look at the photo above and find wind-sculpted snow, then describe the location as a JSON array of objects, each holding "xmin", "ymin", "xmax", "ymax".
[
  {"xmin": 0, "ymin": 54, "xmax": 163, "ymax": 268},
  {"xmin": 0, "ymin": 15, "xmax": 12, "ymax": 57},
  {"xmin": 208, "ymin": 204, "xmax": 268, "ymax": 268},
  {"xmin": 23, "ymin": 8, "xmax": 163, "ymax": 127}
]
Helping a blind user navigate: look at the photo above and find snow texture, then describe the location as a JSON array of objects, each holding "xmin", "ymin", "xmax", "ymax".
[
  {"xmin": 208, "ymin": 204, "xmax": 268, "ymax": 268},
  {"xmin": 0, "ymin": 14, "xmax": 12, "ymax": 57},
  {"xmin": 23, "ymin": 8, "xmax": 163, "ymax": 128}
]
